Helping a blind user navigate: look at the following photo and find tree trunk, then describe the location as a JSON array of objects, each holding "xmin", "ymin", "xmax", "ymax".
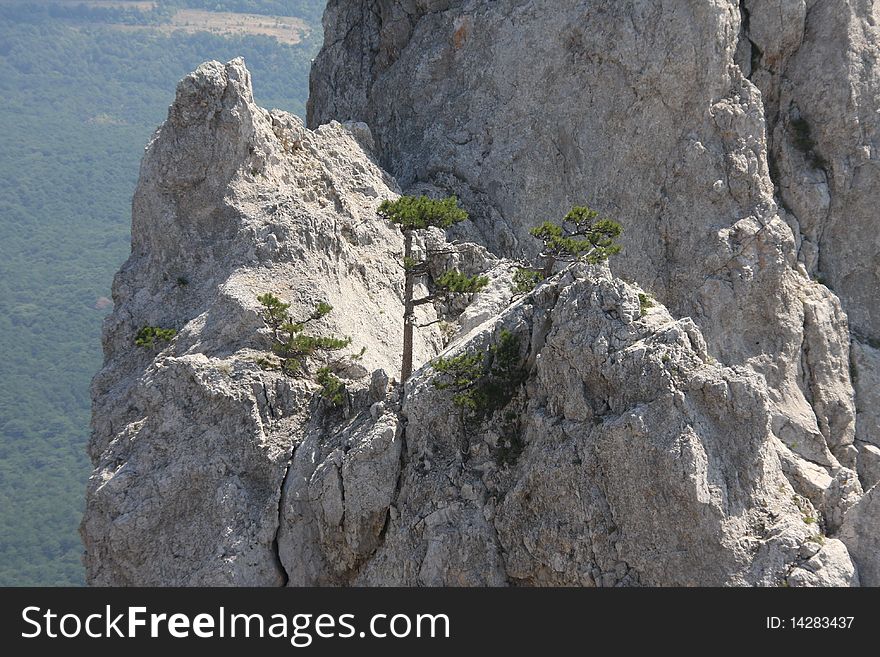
[
  {"xmin": 542, "ymin": 254, "xmax": 556, "ymax": 279},
  {"xmin": 401, "ymin": 229, "xmax": 415, "ymax": 383}
]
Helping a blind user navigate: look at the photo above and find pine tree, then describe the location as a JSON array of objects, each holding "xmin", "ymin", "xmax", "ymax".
[
  {"xmin": 530, "ymin": 206, "xmax": 623, "ymax": 277},
  {"xmin": 257, "ymin": 293, "xmax": 351, "ymax": 376},
  {"xmin": 378, "ymin": 195, "xmax": 489, "ymax": 383}
]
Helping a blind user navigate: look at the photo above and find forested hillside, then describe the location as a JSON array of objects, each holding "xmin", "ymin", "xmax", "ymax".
[{"xmin": 0, "ymin": 0, "xmax": 326, "ymax": 585}]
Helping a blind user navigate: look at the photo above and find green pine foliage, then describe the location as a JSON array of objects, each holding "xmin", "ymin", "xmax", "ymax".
[
  {"xmin": 378, "ymin": 195, "xmax": 468, "ymax": 231},
  {"xmin": 134, "ymin": 326, "xmax": 177, "ymax": 348},
  {"xmin": 274, "ymin": 332, "xmax": 353, "ymax": 375},
  {"xmin": 434, "ymin": 270, "xmax": 490, "ymax": 296},
  {"xmin": 431, "ymin": 330, "xmax": 526, "ymax": 419},
  {"xmin": 257, "ymin": 295, "xmax": 352, "ymax": 376},
  {"xmin": 431, "ymin": 330, "xmax": 528, "ymax": 465},
  {"xmin": 530, "ymin": 206, "xmax": 623, "ymax": 265},
  {"xmin": 315, "ymin": 367, "xmax": 346, "ymax": 407},
  {"xmin": 510, "ymin": 205, "xmax": 622, "ymax": 301},
  {"xmin": 313, "ymin": 301, "xmax": 333, "ymax": 319},
  {"xmin": 490, "ymin": 330, "xmax": 524, "ymax": 380},
  {"xmin": 379, "ymin": 195, "xmax": 488, "ymax": 382},
  {"xmin": 431, "ymin": 350, "xmax": 486, "ymax": 411},
  {"xmin": 256, "ymin": 292, "xmax": 290, "ymax": 327},
  {"xmin": 256, "ymin": 294, "xmax": 358, "ymax": 409},
  {"xmin": 511, "ymin": 267, "xmax": 544, "ymax": 295}
]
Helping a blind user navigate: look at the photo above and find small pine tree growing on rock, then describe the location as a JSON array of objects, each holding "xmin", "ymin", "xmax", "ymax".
[
  {"xmin": 511, "ymin": 206, "xmax": 624, "ymax": 297},
  {"xmin": 315, "ymin": 367, "xmax": 347, "ymax": 407},
  {"xmin": 379, "ymin": 195, "xmax": 489, "ymax": 382},
  {"xmin": 431, "ymin": 330, "xmax": 528, "ymax": 461},
  {"xmin": 531, "ymin": 206, "xmax": 623, "ymax": 277},
  {"xmin": 511, "ymin": 267, "xmax": 544, "ymax": 297},
  {"xmin": 256, "ymin": 294, "xmax": 357, "ymax": 406},
  {"xmin": 432, "ymin": 329, "xmax": 525, "ymax": 418}
]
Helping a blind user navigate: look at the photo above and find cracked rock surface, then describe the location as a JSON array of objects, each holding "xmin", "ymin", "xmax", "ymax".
[{"xmin": 351, "ymin": 267, "xmax": 857, "ymax": 586}]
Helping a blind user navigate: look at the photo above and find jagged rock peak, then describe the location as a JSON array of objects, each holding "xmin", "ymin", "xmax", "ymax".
[{"xmin": 82, "ymin": 57, "xmax": 454, "ymax": 585}]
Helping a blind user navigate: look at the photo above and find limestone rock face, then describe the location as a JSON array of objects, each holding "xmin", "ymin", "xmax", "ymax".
[
  {"xmin": 387, "ymin": 269, "xmax": 859, "ymax": 586},
  {"xmin": 308, "ymin": 1, "xmax": 870, "ymax": 496},
  {"xmin": 851, "ymin": 337, "xmax": 880, "ymax": 489},
  {"xmin": 744, "ymin": 0, "xmax": 880, "ymax": 340},
  {"xmin": 86, "ymin": 0, "xmax": 880, "ymax": 585},
  {"xmin": 310, "ymin": 1, "xmax": 880, "ymax": 358},
  {"xmin": 280, "ymin": 266, "xmax": 856, "ymax": 586},
  {"xmin": 277, "ymin": 397, "xmax": 404, "ymax": 586},
  {"xmin": 304, "ymin": 0, "xmax": 880, "ymax": 581},
  {"xmin": 738, "ymin": 0, "xmax": 880, "ymax": 494},
  {"xmin": 839, "ymin": 485, "xmax": 880, "ymax": 586}
]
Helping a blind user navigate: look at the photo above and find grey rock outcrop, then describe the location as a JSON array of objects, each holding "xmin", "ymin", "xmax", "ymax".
[
  {"xmin": 85, "ymin": 0, "xmax": 880, "ymax": 586},
  {"xmin": 82, "ymin": 58, "xmax": 444, "ymax": 585},
  {"xmin": 743, "ymin": 0, "xmax": 880, "ymax": 341},
  {"xmin": 852, "ymin": 339, "xmax": 880, "ymax": 488},
  {"xmin": 308, "ymin": 0, "xmax": 878, "ymax": 564},
  {"xmin": 278, "ymin": 402, "xmax": 404, "ymax": 585},
  {"xmin": 279, "ymin": 265, "xmax": 857, "ymax": 586},
  {"xmin": 839, "ymin": 485, "xmax": 880, "ymax": 586},
  {"xmin": 739, "ymin": 0, "xmax": 880, "ymax": 493},
  {"xmin": 309, "ymin": 0, "xmax": 868, "ymax": 472},
  {"xmin": 392, "ymin": 270, "xmax": 861, "ymax": 586}
]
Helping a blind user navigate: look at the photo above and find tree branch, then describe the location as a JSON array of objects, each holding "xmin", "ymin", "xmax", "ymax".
[{"xmin": 413, "ymin": 295, "xmax": 439, "ymax": 307}]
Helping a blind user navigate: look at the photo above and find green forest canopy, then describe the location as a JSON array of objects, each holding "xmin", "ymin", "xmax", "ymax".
[{"xmin": 0, "ymin": 0, "xmax": 326, "ymax": 586}]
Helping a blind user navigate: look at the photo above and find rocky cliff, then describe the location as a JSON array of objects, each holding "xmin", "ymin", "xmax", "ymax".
[{"xmin": 83, "ymin": 0, "xmax": 879, "ymax": 586}]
